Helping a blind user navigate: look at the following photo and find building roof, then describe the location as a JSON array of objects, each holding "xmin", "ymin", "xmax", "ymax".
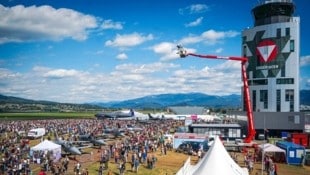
[
  {"xmin": 169, "ymin": 106, "xmax": 206, "ymax": 115},
  {"xmin": 190, "ymin": 123, "xmax": 241, "ymax": 128}
]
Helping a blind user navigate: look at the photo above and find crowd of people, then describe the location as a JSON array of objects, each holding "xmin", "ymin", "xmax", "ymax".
[
  {"xmin": 0, "ymin": 117, "xmax": 286, "ymax": 175},
  {"xmin": 0, "ymin": 118, "xmax": 183, "ymax": 174}
]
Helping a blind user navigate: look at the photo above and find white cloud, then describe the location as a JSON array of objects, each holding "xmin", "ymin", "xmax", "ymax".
[
  {"xmin": 115, "ymin": 62, "xmax": 179, "ymax": 74},
  {"xmin": 105, "ymin": 32, "xmax": 154, "ymax": 48},
  {"xmin": 0, "ymin": 68, "xmax": 21, "ymax": 79},
  {"xmin": 0, "ymin": 59, "xmax": 244, "ymax": 103},
  {"xmin": 300, "ymin": 55, "xmax": 310, "ymax": 66},
  {"xmin": 215, "ymin": 48, "xmax": 223, "ymax": 53},
  {"xmin": 185, "ymin": 17, "xmax": 204, "ymax": 27},
  {"xmin": 179, "ymin": 4, "xmax": 209, "ymax": 15},
  {"xmin": 189, "ymin": 4, "xmax": 209, "ymax": 14},
  {"xmin": 201, "ymin": 30, "xmax": 239, "ymax": 44},
  {"xmin": 101, "ymin": 19, "xmax": 123, "ymax": 30},
  {"xmin": 0, "ymin": 5, "xmax": 97, "ymax": 43},
  {"xmin": 116, "ymin": 53, "xmax": 128, "ymax": 60},
  {"xmin": 170, "ymin": 61, "xmax": 242, "ymax": 95},
  {"xmin": 43, "ymin": 69, "xmax": 79, "ymax": 79},
  {"xmin": 178, "ymin": 35, "xmax": 202, "ymax": 45},
  {"xmin": 179, "ymin": 29, "xmax": 239, "ymax": 45}
]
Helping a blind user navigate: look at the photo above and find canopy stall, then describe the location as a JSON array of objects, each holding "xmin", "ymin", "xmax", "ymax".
[
  {"xmin": 31, "ymin": 139, "xmax": 62, "ymax": 161},
  {"xmin": 258, "ymin": 143, "xmax": 286, "ymax": 163}
]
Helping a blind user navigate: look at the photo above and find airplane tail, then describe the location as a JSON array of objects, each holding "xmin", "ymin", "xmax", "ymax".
[
  {"xmin": 148, "ymin": 113, "xmax": 162, "ymax": 120},
  {"xmin": 130, "ymin": 109, "xmax": 135, "ymax": 117},
  {"xmin": 78, "ymin": 125, "xmax": 84, "ymax": 135},
  {"xmin": 148, "ymin": 113, "xmax": 154, "ymax": 119}
]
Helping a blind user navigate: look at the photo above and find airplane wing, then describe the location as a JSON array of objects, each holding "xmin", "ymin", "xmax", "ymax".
[{"xmin": 75, "ymin": 144, "xmax": 93, "ymax": 150}]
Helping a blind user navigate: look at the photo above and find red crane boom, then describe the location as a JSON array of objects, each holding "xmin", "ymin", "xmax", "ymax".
[{"xmin": 177, "ymin": 45, "xmax": 255, "ymax": 143}]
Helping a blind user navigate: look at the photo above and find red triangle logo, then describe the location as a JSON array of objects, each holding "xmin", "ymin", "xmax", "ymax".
[{"xmin": 256, "ymin": 40, "xmax": 278, "ymax": 63}]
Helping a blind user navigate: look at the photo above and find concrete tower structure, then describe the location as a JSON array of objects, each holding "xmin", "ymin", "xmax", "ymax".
[{"xmin": 242, "ymin": 0, "xmax": 300, "ymax": 112}]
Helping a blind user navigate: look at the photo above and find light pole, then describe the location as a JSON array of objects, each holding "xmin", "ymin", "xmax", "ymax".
[{"xmin": 261, "ymin": 113, "xmax": 265, "ymax": 175}]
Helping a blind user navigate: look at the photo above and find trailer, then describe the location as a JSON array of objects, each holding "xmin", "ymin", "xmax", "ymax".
[
  {"xmin": 27, "ymin": 128, "xmax": 46, "ymax": 139},
  {"xmin": 276, "ymin": 141, "xmax": 305, "ymax": 165}
]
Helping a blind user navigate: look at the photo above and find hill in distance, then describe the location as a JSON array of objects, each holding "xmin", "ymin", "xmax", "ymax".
[
  {"xmin": 1, "ymin": 89, "xmax": 310, "ymax": 110},
  {"xmin": 95, "ymin": 93, "xmax": 242, "ymax": 109}
]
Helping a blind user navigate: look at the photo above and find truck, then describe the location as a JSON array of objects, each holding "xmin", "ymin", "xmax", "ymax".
[{"xmin": 27, "ymin": 128, "xmax": 46, "ymax": 139}]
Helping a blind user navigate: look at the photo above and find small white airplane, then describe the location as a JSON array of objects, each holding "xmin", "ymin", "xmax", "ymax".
[{"xmin": 95, "ymin": 109, "xmax": 149, "ymax": 120}]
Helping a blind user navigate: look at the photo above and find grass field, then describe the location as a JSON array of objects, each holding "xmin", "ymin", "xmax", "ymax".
[
  {"xmin": 28, "ymin": 144, "xmax": 310, "ymax": 175},
  {"xmin": 0, "ymin": 112, "xmax": 96, "ymax": 119},
  {"xmin": 1, "ymin": 114, "xmax": 309, "ymax": 175}
]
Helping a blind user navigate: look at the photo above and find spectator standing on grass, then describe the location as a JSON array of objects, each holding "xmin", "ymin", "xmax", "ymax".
[
  {"xmin": 142, "ymin": 150, "xmax": 147, "ymax": 163},
  {"xmin": 147, "ymin": 155, "xmax": 153, "ymax": 169},
  {"xmin": 269, "ymin": 164, "xmax": 275, "ymax": 175},
  {"xmin": 164, "ymin": 144, "xmax": 167, "ymax": 155},
  {"xmin": 248, "ymin": 158, "xmax": 254, "ymax": 173},
  {"xmin": 74, "ymin": 162, "xmax": 81, "ymax": 175},
  {"xmin": 264, "ymin": 155, "xmax": 270, "ymax": 172},
  {"xmin": 119, "ymin": 161, "xmax": 126, "ymax": 175},
  {"xmin": 98, "ymin": 165, "xmax": 103, "ymax": 175},
  {"xmin": 274, "ymin": 163, "xmax": 278, "ymax": 175},
  {"xmin": 152, "ymin": 154, "xmax": 157, "ymax": 168},
  {"xmin": 134, "ymin": 157, "xmax": 140, "ymax": 173},
  {"xmin": 38, "ymin": 168, "xmax": 46, "ymax": 175}
]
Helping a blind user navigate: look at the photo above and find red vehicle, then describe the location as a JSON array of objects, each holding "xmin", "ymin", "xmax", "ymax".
[{"xmin": 177, "ymin": 45, "xmax": 256, "ymax": 144}]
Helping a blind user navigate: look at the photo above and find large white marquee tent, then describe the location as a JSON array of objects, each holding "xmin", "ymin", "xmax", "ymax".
[
  {"xmin": 31, "ymin": 139, "xmax": 62, "ymax": 161},
  {"xmin": 176, "ymin": 136, "xmax": 248, "ymax": 175}
]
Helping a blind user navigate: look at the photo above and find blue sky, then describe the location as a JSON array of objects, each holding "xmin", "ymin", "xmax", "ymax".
[{"xmin": 0, "ymin": 0, "xmax": 309, "ymax": 103}]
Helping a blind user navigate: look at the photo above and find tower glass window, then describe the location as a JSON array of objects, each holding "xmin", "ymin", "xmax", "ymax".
[
  {"xmin": 290, "ymin": 40, "xmax": 295, "ymax": 52},
  {"xmin": 276, "ymin": 89, "xmax": 281, "ymax": 112},
  {"xmin": 277, "ymin": 28, "xmax": 281, "ymax": 38},
  {"xmin": 285, "ymin": 89, "xmax": 294, "ymax": 111},
  {"xmin": 285, "ymin": 89, "xmax": 294, "ymax": 101},
  {"xmin": 253, "ymin": 90, "xmax": 256, "ymax": 111},
  {"xmin": 243, "ymin": 45, "xmax": 247, "ymax": 57},
  {"xmin": 260, "ymin": 90, "xmax": 268, "ymax": 109},
  {"xmin": 286, "ymin": 27, "xmax": 290, "ymax": 36}
]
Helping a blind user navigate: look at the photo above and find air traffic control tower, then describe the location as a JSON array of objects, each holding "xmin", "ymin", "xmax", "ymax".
[{"xmin": 242, "ymin": 0, "xmax": 300, "ymax": 112}]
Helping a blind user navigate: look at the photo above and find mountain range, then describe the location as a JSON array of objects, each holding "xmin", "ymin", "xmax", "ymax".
[
  {"xmin": 0, "ymin": 90, "xmax": 309, "ymax": 110},
  {"xmin": 93, "ymin": 93, "xmax": 242, "ymax": 109}
]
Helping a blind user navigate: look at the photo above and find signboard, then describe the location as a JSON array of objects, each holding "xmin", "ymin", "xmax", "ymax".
[{"xmin": 184, "ymin": 117, "xmax": 192, "ymax": 126}]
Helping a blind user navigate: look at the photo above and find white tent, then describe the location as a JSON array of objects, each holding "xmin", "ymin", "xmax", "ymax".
[
  {"xmin": 258, "ymin": 143, "xmax": 285, "ymax": 153},
  {"xmin": 177, "ymin": 136, "xmax": 248, "ymax": 175},
  {"xmin": 258, "ymin": 143, "xmax": 286, "ymax": 163},
  {"xmin": 31, "ymin": 139, "xmax": 61, "ymax": 158}
]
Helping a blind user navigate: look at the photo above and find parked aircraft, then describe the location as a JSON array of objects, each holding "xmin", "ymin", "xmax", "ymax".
[
  {"xmin": 101, "ymin": 128, "xmax": 126, "ymax": 139},
  {"xmin": 77, "ymin": 125, "xmax": 106, "ymax": 147},
  {"xmin": 148, "ymin": 113, "xmax": 187, "ymax": 120},
  {"xmin": 125, "ymin": 124, "xmax": 143, "ymax": 132},
  {"xmin": 95, "ymin": 109, "xmax": 148, "ymax": 120},
  {"xmin": 53, "ymin": 131, "xmax": 89, "ymax": 155}
]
